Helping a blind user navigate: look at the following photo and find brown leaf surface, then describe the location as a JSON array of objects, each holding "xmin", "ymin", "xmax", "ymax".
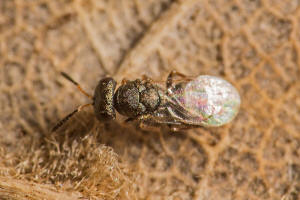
[{"xmin": 1, "ymin": 0, "xmax": 300, "ymax": 199}]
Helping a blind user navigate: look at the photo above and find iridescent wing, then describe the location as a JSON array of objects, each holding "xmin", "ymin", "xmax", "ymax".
[
  {"xmin": 138, "ymin": 75, "xmax": 241, "ymax": 128},
  {"xmin": 166, "ymin": 75, "xmax": 241, "ymax": 127},
  {"xmin": 136, "ymin": 91, "xmax": 210, "ymax": 128}
]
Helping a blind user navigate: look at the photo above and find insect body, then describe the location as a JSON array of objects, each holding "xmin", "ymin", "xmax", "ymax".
[{"xmin": 52, "ymin": 71, "xmax": 240, "ymax": 132}]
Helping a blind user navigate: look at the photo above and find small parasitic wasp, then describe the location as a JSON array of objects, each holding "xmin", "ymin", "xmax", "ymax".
[{"xmin": 52, "ymin": 71, "xmax": 241, "ymax": 132}]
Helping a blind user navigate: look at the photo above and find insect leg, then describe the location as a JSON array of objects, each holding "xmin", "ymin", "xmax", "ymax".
[
  {"xmin": 168, "ymin": 124, "xmax": 198, "ymax": 132},
  {"xmin": 61, "ymin": 72, "xmax": 93, "ymax": 100},
  {"xmin": 141, "ymin": 75, "xmax": 154, "ymax": 83},
  {"xmin": 166, "ymin": 70, "xmax": 197, "ymax": 90},
  {"xmin": 121, "ymin": 78, "xmax": 130, "ymax": 85},
  {"xmin": 136, "ymin": 113, "xmax": 183, "ymax": 126},
  {"xmin": 124, "ymin": 117, "xmax": 135, "ymax": 123},
  {"xmin": 166, "ymin": 70, "xmax": 188, "ymax": 89}
]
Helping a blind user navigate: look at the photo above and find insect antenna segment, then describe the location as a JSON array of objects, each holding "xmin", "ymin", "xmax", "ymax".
[
  {"xmin": 60, "ymin": 72, "xmax": 93, "ymax": 100},
  {"xmin": 51, "ymin": 103, "xmax": 93, "ymax": 132},
  {"xmin": 51, "ymin": 72, "xmax": 94, "ymax": 132}
]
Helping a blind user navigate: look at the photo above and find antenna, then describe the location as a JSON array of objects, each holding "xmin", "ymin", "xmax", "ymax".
[
  {"xmin": 51, "ymin": 72, "xmax": 94, "ymax": 132},
  {"xmin": 60, "ymin": 72, "xmax": 93, "ymax": 100},
  {"xmin": 51, "ymin": 103, "xmax": 92, "ymax": 132}
]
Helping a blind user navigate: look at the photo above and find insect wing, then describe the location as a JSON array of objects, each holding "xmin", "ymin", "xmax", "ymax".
[
  {"xmin": 137, "ymin": 90, "xmax": 206, "ymax": 127},
  {"xmin": 166, "ymin": 75, "xmax": 241, "ymax": 127}
]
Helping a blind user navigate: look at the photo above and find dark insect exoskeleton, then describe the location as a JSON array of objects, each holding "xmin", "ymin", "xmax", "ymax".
[{"xmin": 52, "ymin": 71, "xmax": 241, "ymax": 132}]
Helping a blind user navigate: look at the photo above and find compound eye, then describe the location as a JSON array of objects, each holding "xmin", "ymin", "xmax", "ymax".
[{"xmin": 93, "ymin": 78, "xmax": 116, "ymax": 121}]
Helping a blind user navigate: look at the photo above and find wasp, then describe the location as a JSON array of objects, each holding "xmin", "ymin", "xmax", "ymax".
[{"xmin": 52, "ymin": 71, "xmax": 240, "ymax": 132}]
